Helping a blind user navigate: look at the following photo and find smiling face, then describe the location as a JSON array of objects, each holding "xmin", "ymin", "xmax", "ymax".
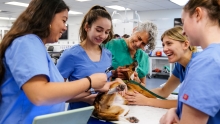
[
  {"xmin": 162, "ymin": 36, "xmax": 189, "ymax": 63},
  {"xmin": 45, "ymin": 9, "xmax": 68, "ymax": 44},
  {"xmin": 85, "ymin": 17, "xmax": 111, "ymax": 45},
  {"xmin": 127, "ymin": 31, "xmax": 149, "ymax": 51}
]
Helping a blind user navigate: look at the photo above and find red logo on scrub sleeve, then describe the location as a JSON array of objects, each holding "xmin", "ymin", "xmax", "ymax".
[{"xmin": 183, "ymin": 94, "xmax": 189, "ymax": 100}]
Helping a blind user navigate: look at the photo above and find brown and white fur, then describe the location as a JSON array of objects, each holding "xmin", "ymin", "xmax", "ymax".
[{"xmin": 93, "ymin": 62, "xmax": 158, "ymax": 123}]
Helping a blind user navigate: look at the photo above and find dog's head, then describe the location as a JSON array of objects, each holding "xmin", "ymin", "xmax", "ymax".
[{"xmin": 122, "ymin": 61, "xmax": 138, "ymax": 80}]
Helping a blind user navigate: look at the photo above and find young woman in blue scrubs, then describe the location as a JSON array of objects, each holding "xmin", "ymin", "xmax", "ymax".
[
  {"xmin": 0, "ymin": 1, "xmax": 106, "ymax": 124},
  {"xmin": 56, "ymin": 5, "xmax": 122, "ymax": 110},
  {"xmin": 124, "ymin": 26, "xmax": 198, "ymax": 109},
  {"xmin": 160, "ymin": 0, "xmax": 220, "ymax": 124}
]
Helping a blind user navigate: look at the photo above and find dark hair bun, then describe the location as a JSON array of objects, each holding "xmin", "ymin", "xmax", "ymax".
[{"xmin": 91, "ymin": 5, "xmax": 106, "ymax": 11}]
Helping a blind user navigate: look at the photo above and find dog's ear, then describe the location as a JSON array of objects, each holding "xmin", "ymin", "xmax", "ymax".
[
  {"xmin": 123, "ymin": 65, "xmax": 130, "ymax": 79},
  {"xmin": 122, "ymin": 61, "xmax": 138, "ymax": 80}
]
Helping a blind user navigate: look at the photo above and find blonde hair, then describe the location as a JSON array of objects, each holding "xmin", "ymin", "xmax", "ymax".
[{"xmin": 161, "ymin": 26, "xmax": 197, "ymax": 52}]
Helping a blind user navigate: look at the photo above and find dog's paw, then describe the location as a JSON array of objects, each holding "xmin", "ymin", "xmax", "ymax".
[
  {"xmin": 126, "ymin": 116, "xmax": 139, "ymax": 123},
  {"xmin": 116, "ymin": 84, "xmax": 126, "ymax": 92}
]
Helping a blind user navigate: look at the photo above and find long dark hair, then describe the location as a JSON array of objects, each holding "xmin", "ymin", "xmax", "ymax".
[
  {"xmin": 79, "ymin": 5, "xmax": 114, "ymax": 44},
  {"xmin": 0, "ymin": 0, "xmax": 69, "ymax": 100}
]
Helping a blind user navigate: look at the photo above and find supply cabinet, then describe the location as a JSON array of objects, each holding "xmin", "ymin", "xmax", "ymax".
[{"xmin": 148, "ymin": 56, "xmax": 174, "ymax": 79}]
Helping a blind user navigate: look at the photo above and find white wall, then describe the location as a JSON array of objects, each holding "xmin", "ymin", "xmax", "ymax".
[
  {"xmin": 46, "ymin": 11, "xmax": 135, "ymax": 51},
  {"xmin": 139, "ymin": 9, "xmax": 182, "ymax": 48},
  {"xmin": 65, "ymin": 16, "xmax": 82, "ymax": 44},
  {"xmin": 66, "ymin": 10, "xmax": 135, "ymax": 44},
  {"xmin": 0, "ymin": 9, "xmax": 183, "ymax": 51},
  {"xmin": 0, "ymin": 20, "xmax": 12, "ymax": 27},
  {"xmin": 111, "ymin": 11, "xmax": 134, "ymax": 36},
  {"xmin": 0, "ymin": 20, "xmax": 12, "ymax": 42}
]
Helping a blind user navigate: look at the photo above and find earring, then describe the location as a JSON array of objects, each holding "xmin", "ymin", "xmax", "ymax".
[{"xmin": 49, "ymin": 24, "xmax": 51, "ymax": 28}]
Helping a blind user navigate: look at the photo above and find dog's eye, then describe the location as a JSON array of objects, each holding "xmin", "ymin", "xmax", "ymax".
[{"xmin": 132, "ymin": 67, "xmax": 135, "ymax": 71}]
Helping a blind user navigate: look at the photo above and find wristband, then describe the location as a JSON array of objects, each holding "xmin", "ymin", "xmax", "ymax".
[{"xmin": 85, "ymin": 76, "xmax": 92, "ymax": 92}]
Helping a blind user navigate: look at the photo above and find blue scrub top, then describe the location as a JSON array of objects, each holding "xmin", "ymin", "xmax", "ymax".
[
  {"xmin": 57, "ymin": 44, "xmax": 112, "ymax": 109},
  {"xmin": 0, "ymin": 34, "xmax": 65, "ymax": 124},
  {"xmin": 172, "ymin": 52, "xmax": 199, "ymax": 83},
  {"xmin": 177, "ymin": 44, "xmax": 220, "ymax": 124}
]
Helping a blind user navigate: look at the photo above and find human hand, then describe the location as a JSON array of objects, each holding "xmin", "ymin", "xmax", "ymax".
[
  {"xmin": 96, "ymin": 82, "xmax": 113, "ymax": 92},
  {"xmin": 133, "ymin": 72, "xmax": 141, "ymax": 83},
  {"xmin": 89, "ymin": 73, "xmax": 107, "ymax": 89},
  {"xmin": 159, "ymin": 108, "xmax": 180, "ymax": 124},
  {"xmin": 112, "ymin": 66, "xmax": 129, "ymax": 79},
  {"xmin": 124, "ymin": 90, "xmax": 146, "ymax": 105},
  {"xmin": 83, "ymin": 94, "xmax": 97, "ymax": 105},
  {"xmin": 95, "ymin": 78, "xmax": 127, "ymax": 93}
]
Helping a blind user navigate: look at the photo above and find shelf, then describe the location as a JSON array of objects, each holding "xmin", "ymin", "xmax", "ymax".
[
  {"xmin": 152, "ymin": 72, "xmax": 169, "ymax": 75},
  {"xmin": 148, "ymin": 56, "xmax": 173, "ymax": 79}
]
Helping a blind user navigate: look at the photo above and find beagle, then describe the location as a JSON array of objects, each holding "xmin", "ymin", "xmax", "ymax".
[{"xmin": 93, "ymin": 61, "xmax": 164, "ymax": 123}]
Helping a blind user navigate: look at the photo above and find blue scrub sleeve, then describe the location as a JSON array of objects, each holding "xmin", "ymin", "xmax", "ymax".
[
  {"xmin": 179, "ymin": 57, "xmax": 220, "ymax": 117},
  {"xmin": 5, "ymin": 35, "xmax": 50, "ymax": 89}
]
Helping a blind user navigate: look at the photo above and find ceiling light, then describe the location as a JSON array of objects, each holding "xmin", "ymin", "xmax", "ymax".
[
  {"xmin": 68, "ymin": 10, "xmax": 83, "ymax": 15},
  {"xmin": 106, "ymin": 5, "xmax": 130, "ymax": 11},
  {"xmin": 76, "ymin": 0, "xmax": 91, "ymax": 2},
  {"xmin": 5, "ymin": 1, "xmax": 29, "ymax": 7},
  {"xmin": 170, "ymin": 0, "xmax": 189, "ymax": 6},
  {"xmin": 0, "ymin": 17, "xmax": 16, "ymax": 20}
]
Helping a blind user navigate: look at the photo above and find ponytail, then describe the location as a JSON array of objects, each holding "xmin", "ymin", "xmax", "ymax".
[
  {"xmin": 189, "ymin": 46, "xmax": 197, "ymax": 52},
  {"xmin": 79, "ymin": 5, "xmax": 113, "ymax": 44}
]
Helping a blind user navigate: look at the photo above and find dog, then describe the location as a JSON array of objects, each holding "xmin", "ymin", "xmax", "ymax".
[{"xmin": 93, "ymin": 61, "xmax": 164, "ymax": 123}]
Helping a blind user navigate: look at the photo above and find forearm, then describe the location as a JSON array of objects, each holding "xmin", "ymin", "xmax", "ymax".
[
  {"xmin": 94, "ymin": 81, "xmax": 116, "ymax": 92},
  {"xmin": 42, "ymin": 79, "xmax": 91, "ymax": 104},
  {"xmin": 151, "ymin": 88, "xmax": 170, "ymax": 98},
  {"xmin": 95, "ymin": 78, "xmax": 126, "ymax": 92},
  {"xmin": 180, "ymin": 104, "xmax": 209, "ymax": 124},
  {"xmin": 144, "ymin": 98, "xmax": 177, "ymax": 109},
  {"xmin": 23, "ymin": 76, "xmax": 91, "ymax": 106},
  {"xmin": 151, "ymin": 75, "xmax": 180, "ymax": 98},
  {"xmin": 140, "ymin": 77, "xmax": 146, "ymax": 85}
]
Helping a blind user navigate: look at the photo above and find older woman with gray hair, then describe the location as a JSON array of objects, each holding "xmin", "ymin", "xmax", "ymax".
[{"xmin": 105, "ymin": 21, "xmax": 158, "ymax": 85}]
